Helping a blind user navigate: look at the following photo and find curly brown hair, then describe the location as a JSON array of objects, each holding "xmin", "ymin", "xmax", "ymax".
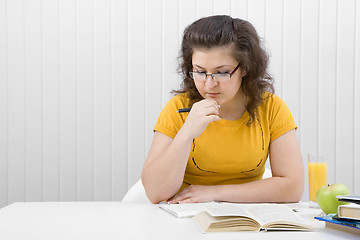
[{"xmin": 174, "ymin": 15, "xmax": 274, "ymax": 124}]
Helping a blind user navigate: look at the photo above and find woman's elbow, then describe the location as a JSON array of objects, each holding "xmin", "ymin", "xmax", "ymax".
[
  {"xmin": 142, "ymin": 179, "xmax": 168, "ymax": 204},
  {"xmin": 287, "ymin": 175, "xmax": 304, "ymax": 202},
  {"xmin": 145, "ymin": 189, "xmax": 163, "ymax": 204},
  {"xmin": 292, "ymin": 186, "xmax": 304, "ymax": 202}
]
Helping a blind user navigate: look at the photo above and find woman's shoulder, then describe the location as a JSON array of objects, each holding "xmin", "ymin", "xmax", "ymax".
[
  {"xmin": 261, "ymin": 92, "xmax": 286, "ymax": 106},
  {"xmin": 158, "ymin": 93, "xmax": 191, "ymax": 117},
  {"xmin": 154, "ymin": 93, "xmax": 190, "ymax": 137},
  {"xmin": 166, "ymin": 93, "xmax": 191, "ymax": 109},
  {"xmin": 258, "ymin": 92, "xmax": 292, "ymax": 115}
]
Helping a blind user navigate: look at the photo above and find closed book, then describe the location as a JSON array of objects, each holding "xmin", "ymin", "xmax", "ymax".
[
  {"xmin": 336, "ymin": 195, "xmax": 360, "ymax": 205},
  {"xmin": 338, "ymin": 204, "xmax": 360, "ymax": 221}
]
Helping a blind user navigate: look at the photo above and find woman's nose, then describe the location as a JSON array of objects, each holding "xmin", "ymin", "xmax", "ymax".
[{"xmin": 204, "ymin": 75, "xmax": 218, "ymax": 88}]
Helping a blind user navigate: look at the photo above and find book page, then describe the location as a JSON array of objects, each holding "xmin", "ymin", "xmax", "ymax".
[
  {"xmin": 206, "ymin": 203, "xmax": 257, "ymax": 219},
  {"xmin": 247, "ymin": 204, "xmax": 306, "ymax": 226},
  {"xmin": 159, "ymin": 202, "xmax": 221, "ymax": 218},
  {"xmin": 194, "ymin": 211, "xmax": 260, "ymax": 233}
]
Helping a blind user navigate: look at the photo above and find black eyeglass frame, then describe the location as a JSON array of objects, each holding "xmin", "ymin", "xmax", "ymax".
[{"xmin": 189, "ymin": 63, "xmax": 241, "ymax": 81}]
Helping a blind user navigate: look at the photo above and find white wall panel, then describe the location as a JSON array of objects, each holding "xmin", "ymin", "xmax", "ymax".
[
  {"xmin": 230, "ymin": 0, "xmax": 248, "ymax": 19},
  {"xmin": 42, "ymin": 0, "xmax": 61, "ymax": 202},
  {"xmin": 161, "ymin": 0, "xmax": 179, "ymax": 105},
  {"xmin": 76, "ymin": 0, "xmax": 95, "ymax": 201},
  {"xmin": 7, "ymin": 0, "xmax": 26, "ymax": 205},
  {"xmin": 300, "ymin": 0, "xmax": 320, "ymax": 156},
  {"xmin": 265, "ymin": 0, "xmax": 283, "ymax": 96},
  {"xmin": 127, "ymin": 0, "xmax": 146, "ymax": 189},
  {"xmin": 283, "ymin": 0, "xmax": 301, "ymax": 123},
  {"xmin": 1, "ymin": 0, "xmax": 360, "ymax": 208},
  {"xmin": 93, "ymin": 0, "xmax": 112, "ymax": 201},
  {"xmin": 336, "ymin": 0, "xmax": 356, "ymax": 191},
  {"xmin": 110, "ymin": 0, "xmax": 128, "ymax": 200},
  {"xmin": 318, "ymin": 0, "xmax": 338, "ymax": 187},
  {"xmin": 354, "ymin": 0, "xmax": 360, "ymax": 195},
  {"xmin": 0, "ymin": 0, "xmax": 8, "ymax": 208},
  {"xmin": 25, "ymin": 0, "xmax": 43, "ymax": 202},
  {"xmin": 248, "ymin": 0, "xmax": 266, "ymax": 39},
  {"xmin": 145, "ymin": 0, "xmax": 163, "ymax": 156},
  {"xmin": 300, "ymin": 0, "xmax": 320, "ymax": 201},
  {"xmin": 213, "ymin": 0, "xmax": 230, "ymax": 15},
  {"xmin": 179, "ymin": 0, "xmax": 196, "ymax": 59},
  {"xmin": 59, "ymin": 0, "xmax": 77, "ymax": 201},
  {"xmin": 197, "ymin": 0, "xmax": 213, "ymax": 18}
]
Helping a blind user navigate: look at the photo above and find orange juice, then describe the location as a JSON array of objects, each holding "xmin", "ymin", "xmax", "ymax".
[{"xmin": 308, "ymin": 162, "xmax": 327, "ymax": 202}]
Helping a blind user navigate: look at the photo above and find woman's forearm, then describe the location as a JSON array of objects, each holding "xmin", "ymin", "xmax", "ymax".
[
  {"xmin": 141, "ymin": 129, "xmax": 193, "ymax": 203},
  {"xmin": 217, "ymin": 175, "xmax": 304, "ymax": 203}
]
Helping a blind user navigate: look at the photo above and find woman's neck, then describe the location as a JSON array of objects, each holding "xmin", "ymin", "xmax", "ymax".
[{"xmin": 219, "ymin": 93, "xmax": 248, "ymax": 121}]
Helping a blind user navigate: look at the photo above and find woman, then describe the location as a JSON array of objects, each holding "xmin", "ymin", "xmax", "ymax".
[{"xmin": 141, "ymin": 15, "xmax": 304, "ymax": 204}]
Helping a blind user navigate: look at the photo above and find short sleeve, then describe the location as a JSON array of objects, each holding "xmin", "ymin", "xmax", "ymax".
[
  {"xmin": 268, "ymin": 94, "xmax": 298, "ymax": 142},
  {"xmin": 153, "ymin": 94, "xmax": 190, "ymax": 139}
]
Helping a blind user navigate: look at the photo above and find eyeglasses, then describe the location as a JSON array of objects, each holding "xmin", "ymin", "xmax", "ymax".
[{"xmin": 189, "ymin": 63, "xmax": 241, "ymax": 82}]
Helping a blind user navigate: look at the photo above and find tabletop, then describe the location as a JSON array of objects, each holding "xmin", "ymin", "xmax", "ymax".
[{"xmin": 0, "ymin": 201, "xmax": 358, "ymax": 240}]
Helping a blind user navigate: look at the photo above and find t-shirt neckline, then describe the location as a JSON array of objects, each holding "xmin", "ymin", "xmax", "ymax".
[{"xmin": 214, "ymin": 110, "xmax": 249, "ymax": 127}]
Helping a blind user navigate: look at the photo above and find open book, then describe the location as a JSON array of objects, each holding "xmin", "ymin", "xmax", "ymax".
[{"xmin": 193, "ymin": 203, "xmax": 315, "ymax": 232}]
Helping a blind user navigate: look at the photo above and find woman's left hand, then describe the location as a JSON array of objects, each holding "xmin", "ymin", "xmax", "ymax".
[{"xmin": 168, "ymin": 185, "xmax": 218, "ymax": 204}]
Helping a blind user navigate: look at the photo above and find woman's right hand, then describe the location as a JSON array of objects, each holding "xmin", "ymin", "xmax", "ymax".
[{"xmin": 181, "ymin": 99, "xmax": 221, "ymax": 139}]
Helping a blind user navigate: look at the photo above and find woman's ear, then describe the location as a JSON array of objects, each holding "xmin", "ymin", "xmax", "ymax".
[{"xmin": 241, "ymin": 70, "xmax": 247, "ymax": 78}]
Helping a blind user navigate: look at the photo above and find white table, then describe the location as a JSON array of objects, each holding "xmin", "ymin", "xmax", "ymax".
[{"xmin": 0, "ymin": 202, "xmax": 358, "ymax": 240}]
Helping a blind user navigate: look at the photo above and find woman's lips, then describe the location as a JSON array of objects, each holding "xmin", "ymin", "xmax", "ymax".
[{"xmin": 207, "ymin": 93, "xmax": 219, "ymax": 98}]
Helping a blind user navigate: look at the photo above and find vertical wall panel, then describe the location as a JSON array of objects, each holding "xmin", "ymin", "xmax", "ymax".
[
  {"xmin": 248, "ymin": 0, "xmax": 266, "ymax": 39},
  {"xmin": 127, "ymin": 0, "xmax": 146, "ymax": 188},
  {"xmin": 265, "ymin": 0, "xmax": 283, "ymax": 96},
  {"xmin": 264, "ymin": 0, "xmax": 283, "ymax": 170},
  {"xmin": 110, "ymin": 0, "xmax": 128, "ymax": 201},
  {"xmin": 300, "ymin": 0, "xmax": 320, "ymax": 201},
  {"xmin": 42, "ymin": 0, "xmax": 60, "ymax": 201},
  {"xmin": 179, "ymin": 0, "xmax": 197, "ymax": 61},
  {"xmin": 59, "ymin": 0, "xmax": 77, "ymax": 201},
  {"xmin": 162, "ymin": 0, "xmax": 179, "ymax": 105},
  {"xmin": 230, "ymin": 0, "xmax": 248, "ymax": 19},
  {"xmin": 93, "ymin": 0, "xmax": 112, "ymax": 201},
  {"xmin": 318, "ymin": 0, "xmax": 337, "ymax": 185},
  {"xmin": 300, "ymin": 0, "xmax": 319, "ymax": 158},
  {"xmin": 336, "ymin": 0, "xmax": 356, "ymax": 192},
  {"xmin": 7, "ymin": 0, "xmax": 26, "ymax": 204},
  {"xmin": 354, "ymin": 0, "xmax": 360, "ymax": 195},
  {"xmin": 24, "ymin": 0, "xmax": 43, "ymax": 202},
  {"xmin": 196, "ymin": 0, "xmax": 213, "ymax": 18},
  {"xmin": 144, "ymin": 0, "xmax": 163, "ymax": 156},
  {"xmin": 76, "ymin": 0, "xmax": 95, "ymax": 201},
  {"xmin": 0, "ymin": 0, "xmax": 9, "ymax": 207},
  {"xmin": 213, "ymin": 0, "xmax": 231, "ymax": 15},
  {"xmin": 282, "ymin": 0, "xmax": 301, "ymax": 124}
]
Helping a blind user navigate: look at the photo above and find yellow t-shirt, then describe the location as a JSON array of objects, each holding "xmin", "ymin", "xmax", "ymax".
[{"xmin": 154, "ymin": 92, "xmax": 297, "ymax": 191}]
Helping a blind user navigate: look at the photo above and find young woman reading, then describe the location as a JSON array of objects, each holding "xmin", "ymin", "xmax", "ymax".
[{"xmin": 141, "ymin": 15, "xmax": 304, "ymax": 204}]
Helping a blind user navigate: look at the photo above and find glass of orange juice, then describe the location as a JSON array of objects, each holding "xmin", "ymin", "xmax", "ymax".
[{"xmin": 308, "ymin": 154, "xmax": 327, "ymax": 207}]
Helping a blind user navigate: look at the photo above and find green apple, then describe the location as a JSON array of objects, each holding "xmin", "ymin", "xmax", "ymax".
[{"xmin": 316, "ymin": 183, "xmax": 350, "ymax": 214}]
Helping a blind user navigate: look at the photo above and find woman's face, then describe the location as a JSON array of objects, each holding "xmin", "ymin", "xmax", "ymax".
[{"xmin": 192, "ymin": 46, "xmax": 245, "ymax": 108}]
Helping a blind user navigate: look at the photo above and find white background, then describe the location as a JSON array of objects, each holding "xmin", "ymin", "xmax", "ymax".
[{"xmin": 0, "ymin": 0, "xmax": 359, "ymax": 209}]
